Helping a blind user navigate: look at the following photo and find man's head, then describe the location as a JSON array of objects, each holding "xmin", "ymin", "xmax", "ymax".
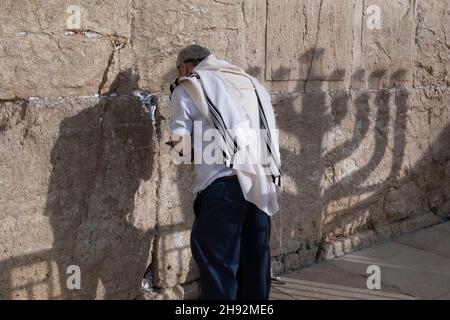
[{"xmin": 176, "ymin": 44, "xmax": 211, "ymax": 77}]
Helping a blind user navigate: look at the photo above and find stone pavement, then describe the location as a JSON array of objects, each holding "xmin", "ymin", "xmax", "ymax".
[{"xmin": 270, "ymin": 221, "xmax": 450, "ymax": 300}]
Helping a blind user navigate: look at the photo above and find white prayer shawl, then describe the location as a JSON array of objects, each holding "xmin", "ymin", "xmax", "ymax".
[{"xmin": 171, "ymin": 55, "xmax": 283, "ymax": 216}]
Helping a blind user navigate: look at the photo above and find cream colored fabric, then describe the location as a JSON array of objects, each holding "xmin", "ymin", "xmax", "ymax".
[{"xmin": 175, "ymin": 55, "xmax": 282, "ymax": 216}]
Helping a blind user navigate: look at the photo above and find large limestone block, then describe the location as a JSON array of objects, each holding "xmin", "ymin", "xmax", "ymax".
[
  {"xmin": 0, "ymin": 34, "xmax": 116, "ymax": 99},
  {"xmin": 0, "ymin": 96, "xmax": 157, "ymax": 299},
  {"xmin": 414, "ymin": 1, "xmax": 450, "ymax": 86},
  {"xmin": 0, "ymin": 0, "xmax": 133, "ymax": 99},
  {"xmin": 241, "ymin": 0, "xmax": 267, "ymax": 81},
  {"xmin": 266, "ymin": 0, "xmax": 353, "ymax": 87},
  {"xmin": 133, "ymin": 0, "xmax": 249, "ymax": 94},
  {"xmin": 356, "ymin": 0, "xmax": 415, "ymax": 88},
  {"xmin": 0, "ymin": 0, "xmax": 131, "ymax": 37}
]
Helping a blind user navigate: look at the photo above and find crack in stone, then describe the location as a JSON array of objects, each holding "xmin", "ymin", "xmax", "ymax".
[
  {"xmin": 98, "ymin": 47, "xmax": 117, "ymax": 95},
  {"xmin": 97, "ymin": 37, "xmax": 129, "ymax": 95},
  {"xmin": 240, "ymin": 0, "xmax": 249, "ymax": 31},
  {"xmin": 303, "ymin": 0, "xmax": 324, "ymax": 92}
]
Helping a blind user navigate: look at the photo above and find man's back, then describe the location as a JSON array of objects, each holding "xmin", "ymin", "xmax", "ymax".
[
  {"xmin": 170, "ymin": 45, "xmax": 275, "ymax": 300},
  {"xmin": 170, "ymin": 83, "xmax": 236, "ymax": 194}
]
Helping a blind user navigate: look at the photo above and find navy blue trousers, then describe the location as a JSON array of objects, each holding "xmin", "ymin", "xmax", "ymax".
[{"xmin": 190, "ymin": 177, "xmax": 271, "ymax": 300}]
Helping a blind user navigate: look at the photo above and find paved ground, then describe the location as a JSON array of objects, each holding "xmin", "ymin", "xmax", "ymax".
[{"xmin": 270, "ymin": 221, "xmax": 450, "ymax": 300}]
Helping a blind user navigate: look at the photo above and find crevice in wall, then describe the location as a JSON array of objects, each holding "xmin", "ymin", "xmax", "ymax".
[
  {"xmin": 303, "ymin": 0, "xmax": 324, "ymax": 92},
  {"xmin": 98, "ymin": 36, "xmax": 129, "ymax": 94},
  {"xmin": 148, "ymin": 100, "xmax": 163, "ymax": 290},
  {"xmin": 264, "ymin": 0, "xmax": 269, "ymax": 80},
  {"xmin": 129, "ymin": 0, "xmax": 139, "ymax": 85},
  {"xmin": 413, "ymin": 0, "xmax": 421, "ymax": 46},
  {"xmin": 240, "ymin": 0, "xmax": 249, "ymax": 31},
  {"xmin": 124, "ymin": 0, "xmax": 162, "ymax": 294},
  {"xmin": 98, "ymin": 46, "xmax": 117, "ymax": 95}
]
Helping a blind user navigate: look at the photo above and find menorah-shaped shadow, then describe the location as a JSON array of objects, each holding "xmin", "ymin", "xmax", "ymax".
[{"xmin": 259, "ymin": 47, "xmax": 448, "ymax": 262}]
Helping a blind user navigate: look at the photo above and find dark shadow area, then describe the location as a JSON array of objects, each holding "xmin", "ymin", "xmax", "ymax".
[
  {"xmin": 272, "ymin": 47, "xmax": 448, "ymax": 263},
  {"xmin": 0, "ymin": 69, "xmax": 159, "ymax": 299},
  {"xmin": 42, "ymin": 69, "xmax": 155, "ymax": 299}
]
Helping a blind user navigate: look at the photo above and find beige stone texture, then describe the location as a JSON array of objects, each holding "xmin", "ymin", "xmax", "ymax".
[
  {"xmin": 414, "ymin": 1, "xmax": 450, "ymax": 87},
  {"xmin": 266, "ymin": 0, "xmax": 353, "ymax": 84},
  {"xmin": 0, "ymin": 0, "xmax": 133, "ymax": 99},
  {"xmin": 0, "ymin": 0, "xmax": 449, "ymax": 299},
  {"xmin": 0, "ymin": 96, "xmax": 157, "ymax": 299}
]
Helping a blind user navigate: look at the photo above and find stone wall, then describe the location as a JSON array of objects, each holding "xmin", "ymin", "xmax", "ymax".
[{"xmin": 0, "ymin": 0, "xmax": 448, "ymax": 299}]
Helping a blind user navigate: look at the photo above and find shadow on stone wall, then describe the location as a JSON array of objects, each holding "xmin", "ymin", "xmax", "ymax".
[
  {"xmin": 0, "ymin": 70, "xmax": 158, "ymax": 299},
  {"xmin": 271, "ymin": 48, "xmax": 449, "ymax": 266},
  {"xmin": 44, "ymin": 70, "xmax": 156, "ymax": 299},
  {"xmin": 0, "ymin": 68, "xmax": 200, "ymax": 300},
  {"xmin": 0, "ymin": 53, "xmax": 448, "ymax": 299}
]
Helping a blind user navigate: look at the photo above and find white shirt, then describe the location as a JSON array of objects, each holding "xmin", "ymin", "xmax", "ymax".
[{"xmin": 169, "ymin": 85, "xmax": 236, "ymax": 194}]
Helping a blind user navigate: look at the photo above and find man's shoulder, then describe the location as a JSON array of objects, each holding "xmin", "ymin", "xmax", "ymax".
[
  {"xmin": 170, "ymin": 83, "xmax": 197, "ymax": 117},
  {"xmin": 171, "ymin": 74, "xmax": 200, "ymax": 95},
  {"xmin": 172, "ymin": 83, "xmax": 186, "ymax": 96},
  {"xmin": 170, "ymin": 82, "xmax": 191, "ymax": 103}
]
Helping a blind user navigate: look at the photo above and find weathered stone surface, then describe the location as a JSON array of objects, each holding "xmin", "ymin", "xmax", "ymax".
[
  {"xmin": 0, "ymin": 96, "xmax": 157, "ymax": 299},
  {"xmin": 0, "ymin": 0, "xmax": 134, "ymax": 99},
  {"xmin": 0, "ymin": 35, "xmax": 117, "ymax": 99},
  {"xmin": 270, "ymin": 91, "xmax": 326, "ymax": 255},
  {"xmin": 241, "ymin": 0, "xmax": 267, "ymax": 81},
  {"xmin": 356, "ymin": 0, "xmax": 416, "ymax": 88},
  {"xmin": 150, "ymin": 96, "xmax": 199, "ymax": 289},
  {"xmin": 414, "ymin": 1, "xmax": 450, "ymax": 86},
  {"xmin": 0, "ymin": 0, "xmax": 449, "ymax": 300},
  {"xmin": 321, "ymin": 87, "xmax": 450, "ymax": 239},
  {"xmin": 400, "ymin": 88, "xmax": 450, "ymax": 219},
  {"xmin": 322, "ymin": 89, "xmax": 393, "ymax": 237},
  {"xmin": 436, "ymin": 221, "xmax": 450, "ymax": 234},
  {"xmin": 385, "ymin": 182, "xmax": 424, "ymax": 220},
  {"xmin": 0, "ymin": 0, "xmax": 131, "ymax": 38},
  {"xmin": 320, "ymin": 213, "xmax": 443, "ymax": 261},
  {"xmin": 133, "ymin": 0, "xmax": 248, "ymax": 94},
  {"xmin": 266, "ymin": 0, "xmax": 353, "ymax": 85},
  {"xmin": 269, "ymin": 82, "xmax": 449, "ymax": 255}
]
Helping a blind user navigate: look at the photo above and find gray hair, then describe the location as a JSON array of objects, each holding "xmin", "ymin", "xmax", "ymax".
[{"xmin": 176, "ymin": 45, "xmax": 211, "ymax": 67}]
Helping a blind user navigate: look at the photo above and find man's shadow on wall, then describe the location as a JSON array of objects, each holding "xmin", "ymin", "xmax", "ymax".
[{"xmin": 43, "ymin": 69, "xmax": 156, "ymax": 299}]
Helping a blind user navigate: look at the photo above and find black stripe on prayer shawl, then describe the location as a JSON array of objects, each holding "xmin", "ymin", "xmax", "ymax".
[
  {"xmin": 190, "ymin": 74, "xmax": 239, "ymax": 161},
  {"xmin": 192, "ymin": 73, "xmax": 282, "ymax": 187},
  {"xmin": 253, "ymin": 86, "xmax": 282, "ymax": 172},
  {"xmin": 204, "ymin": 94, "xmax": 239, "ymax": 155},
  {"xmin": 170, "ymin": 74, "xmax": 234, "ymax": 164},
  {"xmin": 252, "ymin": 81, "xmax": 283, "ymax": 186},
  {"xmin": 204, "ymin": 95, "xmax": 241, "ymax": 169},
  {"xmin": 170, "ymin": 74, "xmax": 237, "ymax": 163}
]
